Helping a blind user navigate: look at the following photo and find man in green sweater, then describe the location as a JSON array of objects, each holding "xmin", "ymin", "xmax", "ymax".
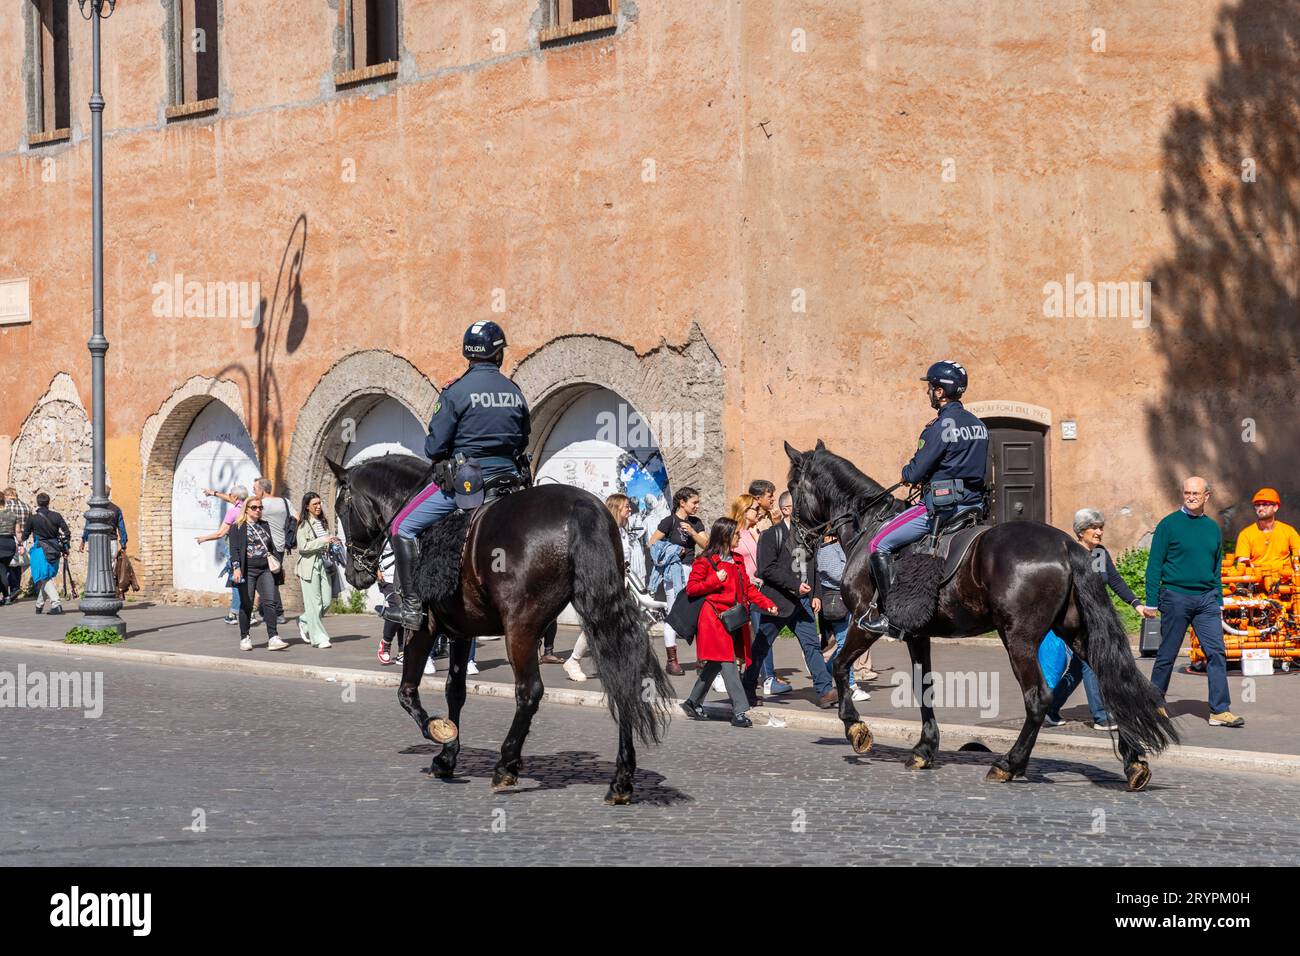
[{"xmin": 1145, "ymin": 476, "xmax": 1243, "ymax": 727}]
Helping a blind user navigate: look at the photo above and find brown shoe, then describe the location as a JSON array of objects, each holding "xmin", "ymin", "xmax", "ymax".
[
  {"xmin": 665, "ymin": 647, "xmax": 685, "ymax": 676},
  {"xmin": 817, "ymin": 689, "xmax": 840, "ymax": 709},
  {"xmin": 539, "ymin": 653, "xmax": 564, "ymax": 665}
]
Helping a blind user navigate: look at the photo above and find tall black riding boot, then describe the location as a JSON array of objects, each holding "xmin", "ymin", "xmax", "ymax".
[
  {"xmin": 384, "ymin": 536, "xmax": 426, "ymax": 630},
  {"xmin": 862, "ymin": 551, "xmax": 894, "ymax": 635}
]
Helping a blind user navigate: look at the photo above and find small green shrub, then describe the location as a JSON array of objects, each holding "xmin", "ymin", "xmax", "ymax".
[
  {"xmin": 328, "ymin": 589, "xmax": 370, "ymax": 615},
  {"xmin": 64, "ymin": 625, "xmax": 125, "ymax": 645}
]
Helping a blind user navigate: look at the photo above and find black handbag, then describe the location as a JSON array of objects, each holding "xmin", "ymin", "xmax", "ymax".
[
  {"xmin": 718, "ymin": 602, "xmax": 750, "ymax": 634},
  {"xmin": 665, "ymin": 588, "xmax": 704, "ymax": 644},
  {"xmin": 819, "ymin": 589, "xmax": 849, "ymax": 623}
]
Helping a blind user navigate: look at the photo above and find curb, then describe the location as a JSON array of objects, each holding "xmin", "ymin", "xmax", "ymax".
[{"xmin": 2, "ymin": 636, "xmax": 1287, "ymax": 776}]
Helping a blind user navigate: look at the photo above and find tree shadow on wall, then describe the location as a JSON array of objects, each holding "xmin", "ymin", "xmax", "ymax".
[
  {"xmin": 1146, "ymin": 0, "xmax": 1300, "ymax": 538},
  {"xmin": 212, "ymin": 214, "xmax": 310, "ymax": 493}
]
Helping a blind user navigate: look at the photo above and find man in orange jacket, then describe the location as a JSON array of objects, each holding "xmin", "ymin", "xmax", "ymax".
[{"xmin": 1234, "ymin": 488, "xmax": 1300, "ymax": 572}]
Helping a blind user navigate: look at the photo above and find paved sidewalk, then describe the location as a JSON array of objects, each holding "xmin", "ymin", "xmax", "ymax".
[{"xmin": 5, "ymin": 596, "xmax": 1299, "ymax": 760}]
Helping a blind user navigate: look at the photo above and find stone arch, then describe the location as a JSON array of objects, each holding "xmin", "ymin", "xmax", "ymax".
[
  {"xmin": 9, "ymin": 373, "xmax": 96, "ymax": 582},
  {"xmin": 284, "ymin": 349, "xmax": 439, "ymax": 520},
  {"xmin": 137, "ymin": 376, "xmax": 249, "ymax": 594},
  {"xmin": 511, "ymin": 324, "xmax": 726, "ymax": 513}
]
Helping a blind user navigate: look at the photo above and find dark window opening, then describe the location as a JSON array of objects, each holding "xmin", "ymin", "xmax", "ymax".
[
  {"xmin": 176, "ymin": 0, "xmax": 220, "ymax": 105},
  {"xmin": 34, "ymin": 0, "xmax": 71, "ymax": 134},
  {"xmin": 353, "ymin": 0, "xmax": 399, "ymax": 68}
]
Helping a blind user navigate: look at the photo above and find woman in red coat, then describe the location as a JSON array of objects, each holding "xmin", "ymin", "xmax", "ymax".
[{"xmin": 679, "ymin": 517, "xmax": 778, "ymax": 728}]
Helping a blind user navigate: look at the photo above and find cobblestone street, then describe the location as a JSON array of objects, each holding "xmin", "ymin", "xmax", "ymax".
[{"xmin": 3, "ymin": 647, "xmax": 1297, "ymax": 866}]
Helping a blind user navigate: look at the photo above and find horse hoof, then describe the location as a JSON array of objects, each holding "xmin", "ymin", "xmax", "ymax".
[
  {"xmin": 604, "ymin": 788, "xmax": 633, "ymax": 806},
  {"xmin": 905, "ymin": 754, "xmax": 931, "ymax": 771},
  {"xmin": 1126, "ymin": 762, "xmax": 1151, "ymax": 792},
  {"xmin": 491, "ymin": 773, "xmax": 518, "ymax": 792},
  {"xmin": 430, "ymin": 760, "xmax": 455, "ymax": 780},
  {"xmin": 985, "ymin": 765, "xmax": 1014, "ymax": 783},
  {"xmin": 426, "ymin": 717, "xmax": 458, "ymax": 744},
  {"xmin": 846, "ymin": 722, "xmax": 873, "ymax": 754}
]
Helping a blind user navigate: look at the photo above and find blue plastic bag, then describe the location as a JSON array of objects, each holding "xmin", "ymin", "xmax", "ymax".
[{"xmin": 1038, "ymin": 629, "xmax": 1071, "ymax": 690}]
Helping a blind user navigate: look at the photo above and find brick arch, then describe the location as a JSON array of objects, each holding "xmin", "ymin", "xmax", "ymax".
[
  {"xmin": 284, "ymin": 350, "xmax": 438, "ymax": 520},
  {"xmin": 511, "ymin": 324, "xmax": 726, "ymax": 514},
  {"xmin": 136, "ymin": 377, "xmax": 250, "ymax": 593}
]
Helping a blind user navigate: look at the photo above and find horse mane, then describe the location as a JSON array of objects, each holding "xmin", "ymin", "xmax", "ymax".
[
  {"xmin": 344, "ymin": 454, "xmax": 430, "ymax": 533},
  {"xmin": 789, "ymin": 445, "xmax": 896, "ymax": 523}
]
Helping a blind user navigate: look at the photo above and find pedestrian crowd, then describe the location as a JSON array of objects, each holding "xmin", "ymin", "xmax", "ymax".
[{"xmin": 0, "ymin": 468, "xmax": 1278, "ymax": 737}]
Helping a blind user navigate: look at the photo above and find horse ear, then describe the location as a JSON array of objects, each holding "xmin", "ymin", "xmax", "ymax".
[
  {"xmin": 783, "ymin": 441, "xmax": 804, "ymax": 464},
  {"xmin": 815, "ymin": 439, "xmax": 826, "ymax": 451},
  {"xmin": 325, "ymin": 458, "xmax": 347, "ymax": 482}
]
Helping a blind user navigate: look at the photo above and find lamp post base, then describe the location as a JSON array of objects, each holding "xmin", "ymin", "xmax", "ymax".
[{"xmin": 78, "ymin": 499, "xmax": 125, "ymax": 636}]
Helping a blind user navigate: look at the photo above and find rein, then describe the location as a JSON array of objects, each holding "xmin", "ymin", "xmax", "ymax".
[{"xmin": 792, "ymin": 480, "xmax": 905, "ymax": 556}]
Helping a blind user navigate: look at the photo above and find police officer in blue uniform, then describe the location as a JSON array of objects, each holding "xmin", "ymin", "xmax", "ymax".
[
  {"xmin": 385, "ymin": 320, "xmax": 531, "ymax": 628},
  {"xmin": 862, "ymin": 360, "xmax": 988, "ymax": 636}
]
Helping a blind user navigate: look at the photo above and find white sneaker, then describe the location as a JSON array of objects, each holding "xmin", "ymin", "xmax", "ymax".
[
  {"xmin": 239, "ymin": 637, "xmax": 253, "ymax": 652},
  {"xmin": 467, "ymin": 660, "xmax": 479, "ymax": 676},
  {"xmin": 424, "ymin": 657, "xmax": 435, "ymax": 676},
  {"xmin": 267, "ymin": 636, "xmax": 289, "ymax": 651},
  {"xmin": 712, "ymin": 674, "xmax": 726, "ymax": 693},
  {"xmin": 851, "ymin": 687, "xmax": 871, "ymax": 702},
  {"xmin": 564, "ymin": 658, "xmax": 588, "ymax": 682},
  {"xmin": 315, "ymin": 640, "xmax": 332, "ymax": 649}
]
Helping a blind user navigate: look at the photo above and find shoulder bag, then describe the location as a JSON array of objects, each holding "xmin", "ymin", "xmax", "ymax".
[{"xmin": 252, "ymin": 524, "xmax": 281, "ymax": 574}]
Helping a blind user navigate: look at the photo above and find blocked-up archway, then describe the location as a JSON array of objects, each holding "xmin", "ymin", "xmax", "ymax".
[
  {"xmin": 512, "ymin": 325, "xmax": 726, "ymax": 514},
  {"xmin": 137, "ymin": 377, "xmax": 251, "ymax": 594},
  {"xmin": 9, "ymin": 374, "xmax": 98, "ymax": 583},
  {"xmin": 284, "ymin": 350, "xmax": 438, "ymax": 523}
]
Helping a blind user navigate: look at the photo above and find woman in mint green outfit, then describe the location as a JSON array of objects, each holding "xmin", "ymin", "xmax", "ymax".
[{"xmin": 296, "ymin": 492, "xmax": 340, "ymax": 648}]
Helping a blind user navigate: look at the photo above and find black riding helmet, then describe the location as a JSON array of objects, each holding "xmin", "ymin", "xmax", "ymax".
[
  {"xmin": 463, "ymin": 320, "xmax": 507, "ymax": 361},
  {"xmin": 921, "ymin": 360, "xmax": 968, "ymax": 408}
]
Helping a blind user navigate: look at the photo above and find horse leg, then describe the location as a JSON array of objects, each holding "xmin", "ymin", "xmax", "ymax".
[
  {"xmin": 397, "ymin": 620, "xmax": 456, "ymax": 745},
  {"xmin": 491, "ymin": 629, "xmax": 545, "ymax": 791},
  {"xmin": 904, "ymin": 635, "xmax": 940, "ymax": 769},
  {"xmin": 986, "ymin": 627, "xmax": 1052, "ymax": 782},
  {"xmin": 837, "ymin": 623, "xmax": 880, "ymax": 754},
  {"xmin": 605, "ymin": 718, "xmax": 637, "ymax": 806},
  {"xmin": 429, "ymin": 634, "xmax": 472, "ymax": 779}
]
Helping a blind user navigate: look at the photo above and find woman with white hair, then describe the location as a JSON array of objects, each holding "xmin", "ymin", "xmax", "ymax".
[{"xmin": 1046, "ymin": 507, "xmax": 1155, "ymax": 731}]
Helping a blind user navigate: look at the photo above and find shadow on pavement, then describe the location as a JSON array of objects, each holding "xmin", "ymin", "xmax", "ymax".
[{"xmin": 398, "ymin": 744, "xmax": 693, "ymax": 806}]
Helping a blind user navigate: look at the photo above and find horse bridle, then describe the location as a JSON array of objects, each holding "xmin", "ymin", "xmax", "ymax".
[{"xmin": 336, "ymin": 481, "xmax": 381, "ymax": 580}]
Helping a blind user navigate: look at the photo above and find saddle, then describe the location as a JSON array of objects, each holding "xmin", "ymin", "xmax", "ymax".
[
  {"xmin": 884, "ymin": 511, "xmax": 989, "ymax": 635},
  {"xmin": 409, "ymin": 473, "xmax": 529, "ymax": 610},
  {"xmin": 905, "ymin": 509, "xmax": 988, "ymax": 587}
]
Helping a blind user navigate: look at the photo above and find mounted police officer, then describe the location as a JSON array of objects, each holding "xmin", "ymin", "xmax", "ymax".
[
  {"xmin": 385, "ymin": 320, "xmax": 531, "ymax": 629},
  {"xmin": 862, "ymin": 360, "xmax": 988, "ymax": 636}
]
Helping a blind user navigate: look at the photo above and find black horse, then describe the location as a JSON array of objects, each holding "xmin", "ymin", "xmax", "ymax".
[
  {"xmin": 328, "ymin": 454, "xmax": 671, "ymax": 804},
  {"xmin": 784, "ymin": 440, "xmax": 1177, "ymax": 791}
]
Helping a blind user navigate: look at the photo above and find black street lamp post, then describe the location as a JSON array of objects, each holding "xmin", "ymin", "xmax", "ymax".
[{"xmin": 76, "ymin": 0, "xmax": 124, "ymax": 636}]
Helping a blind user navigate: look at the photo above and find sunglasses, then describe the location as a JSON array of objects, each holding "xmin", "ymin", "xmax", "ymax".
[{"xmin": 246, "ymin": 506, "xmax": 263, "ymax": 511}]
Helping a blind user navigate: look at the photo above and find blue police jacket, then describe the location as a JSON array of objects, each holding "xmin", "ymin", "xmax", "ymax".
[
  {"xmin": 424, "ymin": 362, "xmax": 530, "ymax": 472},
  {"xmin": 900, "ymin": 400, "xmax": 988, "ymax": 503}
]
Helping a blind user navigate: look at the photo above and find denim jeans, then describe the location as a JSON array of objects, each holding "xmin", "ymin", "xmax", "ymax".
[
  {"xmin": 750, "ymin": 609, "xmax": 776, "ymax": 680},
  {"xmin": 823, "ymin": 612, "xmax": 858, "ymax": 690},
  {"xmin": 745, "ymin": 597, "xmax": 832, "ymax": 696},
  {"xmin": 1049, "ymin": 655, "xmax": 1108, "ymax": 723},
  {"xmin": 1150, "ymin": 587, "xmax": 1230, "ymax": 715}
]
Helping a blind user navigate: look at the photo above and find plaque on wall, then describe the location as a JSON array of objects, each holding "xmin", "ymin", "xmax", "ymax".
[{"xmin": 0, "ymin": 278, "xmax": 31, "ymax": 326}]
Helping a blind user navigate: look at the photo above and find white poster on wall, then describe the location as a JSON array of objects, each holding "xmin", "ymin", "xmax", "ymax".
[{"xmin": 171, "ymin": 402, "xmax": 261, "ymax": 592}]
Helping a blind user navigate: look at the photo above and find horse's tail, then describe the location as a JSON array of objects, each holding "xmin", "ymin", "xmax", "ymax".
[
  {"xmin": 568, "ymin": 496, "xmax": 671, "ymax": 745},
  {"xmin": 1067, "ymin": 545, "xmax": 1179, "ymax": 754}
]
